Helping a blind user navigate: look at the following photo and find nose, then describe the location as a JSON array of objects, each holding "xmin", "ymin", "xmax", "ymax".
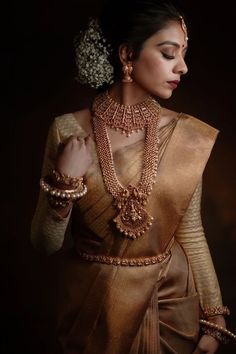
[{"xmin": 174, "ymin": 57, "xmax": 188, "ymax": 75}]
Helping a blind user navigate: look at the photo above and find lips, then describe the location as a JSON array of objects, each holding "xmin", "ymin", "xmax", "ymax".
[{"xmin": 167, "ymin": 80, "xmax": 180, "ymax": 89}]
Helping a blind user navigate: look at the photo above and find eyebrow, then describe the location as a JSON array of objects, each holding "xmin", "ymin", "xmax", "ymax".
[{"xmin": 157, "ymin": 41, "xmax": 188, "ymax": 51}]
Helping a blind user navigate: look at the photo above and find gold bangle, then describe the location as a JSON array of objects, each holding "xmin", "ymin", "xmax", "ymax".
[
  {"xmin": 52, "ymin": 169, "xmax": 83, "ymax": 188},
  {"xmin": 203, "ymin": 305, "xmax": 230, "ymax": 318},
  {"xmin": 200, "ymin": 319, "xmax": 236, "ymax": 344}
]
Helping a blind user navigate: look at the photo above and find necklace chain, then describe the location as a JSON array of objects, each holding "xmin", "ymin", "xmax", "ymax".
[{"xmin": 92, "ymin": 92, "xmax": 161, "ymax": 239}]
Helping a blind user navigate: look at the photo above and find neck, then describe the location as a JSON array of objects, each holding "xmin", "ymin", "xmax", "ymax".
[{"xmin": 108, "ymin": 82, "xmax": 150, "ymax": 105}]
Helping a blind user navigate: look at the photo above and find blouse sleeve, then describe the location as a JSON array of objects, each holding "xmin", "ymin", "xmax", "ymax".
[
  {"xmin": 175, "ymin": 181, "xmax": 223, "ymax": 311},
  {"xmin": 30, "ymin": 118, "xmax": 72, "ymax": 255}
]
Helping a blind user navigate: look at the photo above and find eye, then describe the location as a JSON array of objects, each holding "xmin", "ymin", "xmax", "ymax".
[{"xmin": 162, "ymin": 52, "xmax": 175, "ymax": 60}]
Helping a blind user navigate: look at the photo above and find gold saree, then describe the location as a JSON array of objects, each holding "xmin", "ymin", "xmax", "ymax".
[{"xmin": 31, "ymin": 112, "xmax": 222, "ymax": 354}]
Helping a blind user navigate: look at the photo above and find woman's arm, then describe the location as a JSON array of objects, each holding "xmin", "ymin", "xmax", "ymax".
[
  {"xmin": 175, "ymin": 181, "xmax": 223, "ymax": 311},
  {"xmin": 30, "ymin": 119, "xmax": 72, "ymax": 255},
  {"xmin": 175, "ymin": 180, "xmax": 229, "ymax": 353}
]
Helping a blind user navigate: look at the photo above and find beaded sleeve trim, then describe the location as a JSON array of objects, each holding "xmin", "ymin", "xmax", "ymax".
[{"xmin": 202, "ymin": 306, "xmax": 230, "ymax": 318}]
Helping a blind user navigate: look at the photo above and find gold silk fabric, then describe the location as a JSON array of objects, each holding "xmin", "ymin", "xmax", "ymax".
[{"xmin": 31, "ymin": 112, "xmax": 222, "ymax": 354}]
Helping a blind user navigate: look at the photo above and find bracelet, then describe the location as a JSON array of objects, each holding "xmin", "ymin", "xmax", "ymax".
[
  {"xmin": 48, "ymin": 196, "xmax": 72, "ymax": 208},
  {"xmin": 202, "ymin": 305, "xmax": 230, "ymax": 318},
  {"xmin": 40, "ymin": 177, "xmax": 87, "ymax": 201},
  {"xmin": 200, "ymin": 319, "xmax": 236, "ymax": 344},
  {"xmin": 52, "ymin": 169, "xmax": 83, "ymax": 188}
]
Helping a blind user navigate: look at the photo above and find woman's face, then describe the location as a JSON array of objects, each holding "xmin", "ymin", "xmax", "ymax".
[{"xmin": 131, "ymin": 20, "xmax": 188, "ymax": 99}]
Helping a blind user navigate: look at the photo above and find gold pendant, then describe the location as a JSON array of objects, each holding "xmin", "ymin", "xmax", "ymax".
[{"xmin": 113, "ymin": 186, "xmax": 154, "ymax": 239}]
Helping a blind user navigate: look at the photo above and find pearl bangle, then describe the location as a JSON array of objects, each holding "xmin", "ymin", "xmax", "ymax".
[
  {"xmin": 200, "ymin": 319, "xmax": 236, "ymax": 344},
  {"xmin": 40, "ymin": 177, "xmax": 87, "ymax": 201}
]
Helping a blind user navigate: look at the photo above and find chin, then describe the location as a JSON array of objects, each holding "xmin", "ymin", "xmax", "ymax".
[{"xmin": 155, "ymin": 90, "xmax": 173, "ymax": 100}]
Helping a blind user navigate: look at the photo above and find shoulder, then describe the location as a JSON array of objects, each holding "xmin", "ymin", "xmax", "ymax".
[
  {"xmin": 160, "ymin": 107, "xmax": 219, "ymax": 145},
  {"xmin": 178, "ymin": 112, "xmax": 219, "ymax": 141},
  {"xmin": 53, "ymin": 109, "xmax": 91, "ymax": 142},
  {"xmin": 159, "ymin": 107, "xmax": 179, "ymax": 128},
  {"xmin": 161, "ymin": 107, "xmax": 219, "ymax": 138}
]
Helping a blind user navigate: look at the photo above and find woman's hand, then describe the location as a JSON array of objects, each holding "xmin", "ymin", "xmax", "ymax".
[
  {"xmin": 192, "ymin": 334, "xmax": 219, "ymax": 354},
  {"xmin": 56, "ymin": 135, "xmax": 93, "ymax": 178},
  {"xmin": 193, "ymin": 315, "xmax": 226, "ymax": 354}
]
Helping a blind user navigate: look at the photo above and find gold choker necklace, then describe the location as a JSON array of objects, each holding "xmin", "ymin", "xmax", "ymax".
[
  {"xmin": 92, "ymin": 93, "xmax": 161, "ymax": 239},
  {"xmin": 92, "ymin": 91, "xmax": 160, "ymax": 137}
]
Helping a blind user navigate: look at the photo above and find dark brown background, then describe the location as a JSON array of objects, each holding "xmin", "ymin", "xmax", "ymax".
[{"xmin": 2, "ymin": 1, "xmax": 236, "ymax": 353}]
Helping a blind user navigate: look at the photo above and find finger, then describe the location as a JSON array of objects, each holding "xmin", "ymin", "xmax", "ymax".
[
  {"xmin": 84, "ymin": 135, "xmax": 94, "ymax": 148},
  {"xmin": 192, "ymin": 347, "xmax": 205, "ymax": 354},
  {"xmin": 77, "ymin": 136, "xmax": 86, "ymax": 145},
  {"xmin": 84, "ymin": 134, "xmax": 91, "ymax": 142},
  {"xmin": 64, "ymin": 134, "xmax": 76, "ymax": 144},
  {"xmin": 57, "ymin": 136, "xmax": 76, "ymax": 153},
  {"xmin": 64, "ymin": 136, "xmax": 80, "ymax": 150}
]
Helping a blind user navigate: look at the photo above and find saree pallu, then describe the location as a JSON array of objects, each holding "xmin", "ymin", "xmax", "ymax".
[{"xmin": 47, "ymin": 114, "xmax": 218, "ymax": 354}]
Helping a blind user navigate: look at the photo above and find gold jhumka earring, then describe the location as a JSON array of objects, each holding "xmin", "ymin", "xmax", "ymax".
[{"xmin": 122, "ymin": 62, "xmax": 133, "ymax": 83}]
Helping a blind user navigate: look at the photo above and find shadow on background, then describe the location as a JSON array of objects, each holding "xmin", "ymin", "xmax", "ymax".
[{"xmin": 2, "ymin": 1, "xmax": 236, "ymax": 353}]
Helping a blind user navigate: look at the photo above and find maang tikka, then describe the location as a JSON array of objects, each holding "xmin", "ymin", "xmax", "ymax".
[{"xmin": 179, "ymin": 15, "xmax": 188, "ymax": 41}]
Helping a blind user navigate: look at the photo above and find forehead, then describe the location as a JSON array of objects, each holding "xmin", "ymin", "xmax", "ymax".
[{"xmin": 144, "ymin": 20, "xmax": 187, "ymax": 48}]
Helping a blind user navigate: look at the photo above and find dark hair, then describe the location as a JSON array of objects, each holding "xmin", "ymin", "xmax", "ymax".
[{"xmin": 99, "ymin": 0, "xmax": 186, "ymax": 76}]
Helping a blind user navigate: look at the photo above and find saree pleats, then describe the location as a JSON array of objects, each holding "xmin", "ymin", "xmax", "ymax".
[{"xmin": 129, "ymin": 241, "xmax": 199, "ymax": 354}]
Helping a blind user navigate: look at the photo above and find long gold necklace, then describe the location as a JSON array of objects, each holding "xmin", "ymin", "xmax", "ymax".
[
  {"xmin": 92, "ymin": 92, "xmax": 161, "ymax": 239},
  {"xmin": 93, "ymin": 90, "xmax": 161, "ymax": 136}
]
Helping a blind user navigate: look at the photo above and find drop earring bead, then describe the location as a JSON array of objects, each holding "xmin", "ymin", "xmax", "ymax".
[{"xmin": 122, "ymin": 62, "xmax": 133, "ymax": 83}]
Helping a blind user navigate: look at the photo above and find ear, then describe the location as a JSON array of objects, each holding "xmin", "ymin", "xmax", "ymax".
[{"xmin": 118, "ymin": 44, "xmax": 133, "ymax": 65}]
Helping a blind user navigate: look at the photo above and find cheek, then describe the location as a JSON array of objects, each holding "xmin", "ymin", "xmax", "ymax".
[
  {"xmin": 140, "ymin": 54, "xmax": 167, "ymax": 79},
  {"xmin": 134, "ymin": 55, "xmax": 163, "ymax": 80},
  {"xmin": 147, "ymin": 61, "xmax": 163, "ymax": 79}
]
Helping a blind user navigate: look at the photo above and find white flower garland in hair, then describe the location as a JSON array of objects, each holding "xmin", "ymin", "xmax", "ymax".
[{"xmin": 74, "ymin": 18, "xmax": 114, "ymax": 89}]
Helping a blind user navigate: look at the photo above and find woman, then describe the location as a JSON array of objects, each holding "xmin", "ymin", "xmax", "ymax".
[{"xmin": 31, "ymin": 0, "xmax": 235, "ymax": 353}]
